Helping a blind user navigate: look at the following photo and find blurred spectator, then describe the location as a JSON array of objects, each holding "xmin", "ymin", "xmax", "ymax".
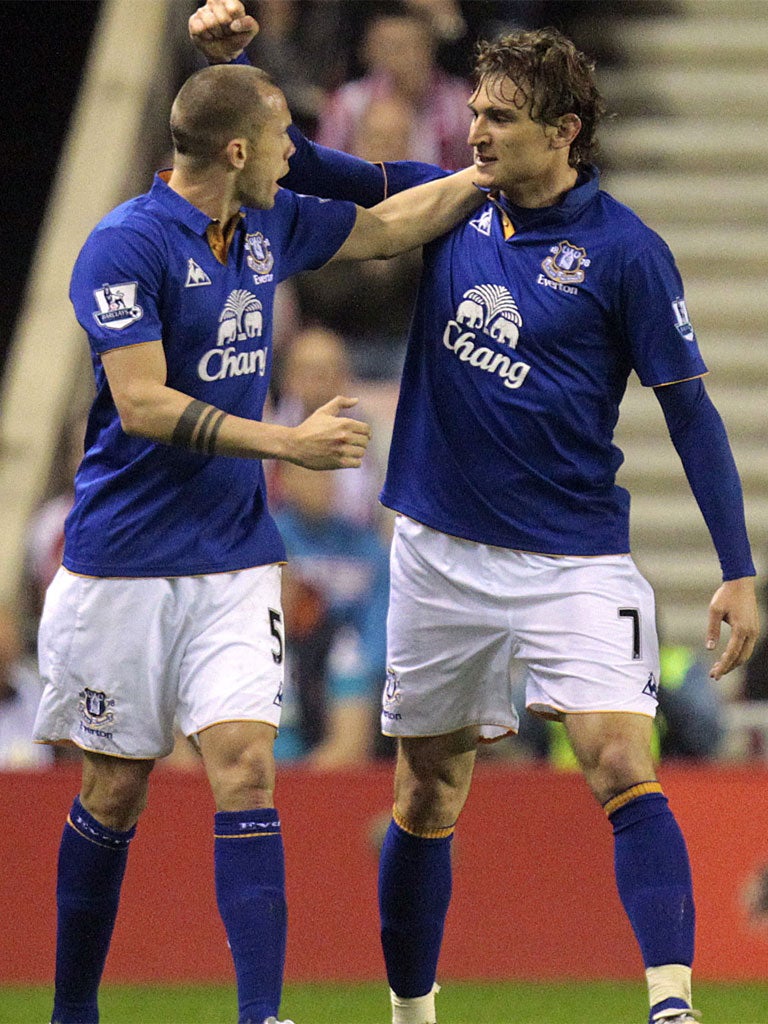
[
  {"xmin": 0, "ymin": 605, "xmax": 53, "ymax": 769},
  {"xmin": 317, "ymin": 6, "xmax": 472, "ymax": 169},
  {"xmin": 272, "ymin": 460, "xmax": 390, "ymax": 767},
  {"xmin": 656, "ymin": 645, "xmax": 724, "ymax": 759},
  {"xmin": 248, "ymin": 0, "xmax": 348, "ymax": 133},
  {"xmin": 268, "ymin": 326, "xmax": 385, "ymax": 527},
  {"xmin": 294, "ymin": 97, "xmax": 423, "ymax": 380},
  {"xmin": 23, "ymin": 414, "xmax": 87, "ymax": 625}
]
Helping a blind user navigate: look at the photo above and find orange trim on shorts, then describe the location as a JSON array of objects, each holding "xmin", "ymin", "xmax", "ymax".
[
  {"xmin": 603, "ymin": 781, "xmax": 664, "ymax": 818},
  {"xmin": 194, "ymin": 717, "xmax": 278, "ymax": 738},
  {"xmin": 393, "ymin": 806, "xmax": 455, "ymax": 840}
]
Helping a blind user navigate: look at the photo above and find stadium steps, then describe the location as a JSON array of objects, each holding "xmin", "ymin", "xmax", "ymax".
[
  {"xmin": 605, "ymin": 172, "xmax": 768, "ymax": 227},
  {"xmin": 599, "ymin": 67, "xmax": 768, "ymax": 118},
  {"xmin": 600, "ymin": 120, "xmax": 768, "ymax": 173},
  {"xmin": 594, "ymin": 2, "xmax": 768, "ymax": 648}
]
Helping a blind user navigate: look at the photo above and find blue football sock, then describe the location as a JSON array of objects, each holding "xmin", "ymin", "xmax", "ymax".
[
  {"xmin": 51, "ymin": 796, "xmax": 136, "ymax": 1024},
  {"xmin": 607, "ymin": 787, "xmax": 695, "ymax": 1019},
  {"xmin": 379, "ymin": 816, "xmax": 453, "ymax": 998},
  {"xmin": 214, "ymin": 808, "xmax": 287, "ymax": 1024}
]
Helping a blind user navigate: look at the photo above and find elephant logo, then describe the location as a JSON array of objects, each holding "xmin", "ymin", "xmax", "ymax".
[
  {"xmin": 541, "ymin": 240, "xmax": 589, "ymax": 285},
  {"xmin": 217, "ymin": 289, "xmax": 264, "ymax": 346},
  {"xmin": 455, "ymin": 284, "xmax": 522, "ymax": 348}
]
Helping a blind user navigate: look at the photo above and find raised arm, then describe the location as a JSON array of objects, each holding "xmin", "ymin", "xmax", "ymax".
[
  {"xmin": 188, "ymin": 0, "xmax": 447, "ymax": 205},
  {"xmin": 654, "ymin": 377, "xmax": 760, "ymax": 678},
  {"xmin": 101, "ymin": 341, "xmax": 371, "ymax": 471},
  {"xmin": 188, "ymin": 0, "xmax": 257, "ymax": 63},
  {"xmin": 331, "ymin": 166, "xmax": 482, "ymax": 262}
]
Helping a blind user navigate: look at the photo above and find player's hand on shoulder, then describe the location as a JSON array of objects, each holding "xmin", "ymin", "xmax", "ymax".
[
  {"xmin": 290, "ymin": 396, "xmax": 372, "ymax": 471},
  {"xmin": 706, "ymin": 576, "xmax": 760, "ymax": 679},
  {"xmin": 189, "ymin": 0, "xmax": 258, "ymax": 64}
]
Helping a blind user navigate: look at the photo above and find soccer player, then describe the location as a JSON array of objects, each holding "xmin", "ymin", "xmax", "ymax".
[
  {"xmin": 189, "ymin": 5, "xmax": 759, "ymax": 1024},
  {"xmin": 32, "ymin": 56, "xmax": 482, "ymax": 1024}
]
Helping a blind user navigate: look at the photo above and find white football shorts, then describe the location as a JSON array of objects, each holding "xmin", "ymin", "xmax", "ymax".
[
  {"xmin": 383, "ymin": 517, "xmax": 660, "ymax": 741},
  {"xmin": 34, "ymin": 564, "xmax": 285, "ymax": 759}
]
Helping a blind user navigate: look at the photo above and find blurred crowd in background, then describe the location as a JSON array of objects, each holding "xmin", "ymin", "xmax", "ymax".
[{"xmin": 2, "ymin": 0, "xmax": 767, "ymax": 772}]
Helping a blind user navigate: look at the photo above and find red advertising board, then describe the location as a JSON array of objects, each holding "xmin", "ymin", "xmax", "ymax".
[{"xmin": 1, "ymin": 764, "xmax": 766, "ymax": 983}]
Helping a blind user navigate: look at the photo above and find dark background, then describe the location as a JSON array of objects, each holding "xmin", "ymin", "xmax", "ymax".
[{"xmin": 0, "ymin": 1, "xmax": 101, "ymax": 376}]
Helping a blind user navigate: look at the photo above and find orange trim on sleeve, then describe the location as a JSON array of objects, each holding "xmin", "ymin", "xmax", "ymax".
[{"xmin": 376, "ymin": 161, "xmax": 388, "ymax": 200}]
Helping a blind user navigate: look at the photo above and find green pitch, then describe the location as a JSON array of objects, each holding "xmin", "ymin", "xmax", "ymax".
[{"xmin": 3, "ymin": 981, "xmax": 767, "ymax": 1023}]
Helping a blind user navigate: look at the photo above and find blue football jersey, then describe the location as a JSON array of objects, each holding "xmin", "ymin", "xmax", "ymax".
[
  {"xmin": 380, "ymin": 166, "xmax": 708, "ymax": 555},
  {"xmin": 66, "ymin": 174, "xmax": 357, "ymax": 577}
]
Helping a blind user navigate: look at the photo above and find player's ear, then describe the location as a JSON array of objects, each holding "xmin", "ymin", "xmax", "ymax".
[
  {"xmin": 548, "ymin": 113, "xmax": 581, "ymax": 150},
  {"xmin": 225, "ymin": 137, "xmax": 248, "ymax": 170}
]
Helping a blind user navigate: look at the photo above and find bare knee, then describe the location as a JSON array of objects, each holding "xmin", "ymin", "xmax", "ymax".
[
  {"xmin": 394, "ymin": 730, "xmax": 477, "ymax": 832},
  {"xmin": 80, "ymin": 753, "xmax": 154, "ymax": 831},
  {"xmin": 198, "ymin": 721, "xmax": 276, "ymax": 811},
  {"xmin": 584, "ymin": 740, "xmax": 654, "ymax": 803},
  {"xmin": 564, "ymin": 713, "xmax": 656, "ymax": 806}
]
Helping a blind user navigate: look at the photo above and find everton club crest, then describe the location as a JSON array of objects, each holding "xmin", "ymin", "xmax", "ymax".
[
  {"xmin": 78, "ymin": 687, "xmax": 116, "ymax": 728},
  {"xmin": 245, "ymin": 232, "xmax": 274, "ymax": 281},
  {"xmin": 541, "ymin": 240, "xmax": 589, "ymax": 286}
]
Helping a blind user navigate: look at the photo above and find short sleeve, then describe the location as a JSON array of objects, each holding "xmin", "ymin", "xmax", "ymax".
[
  {"xmin": 618, "ymin": 231, "xmax": 708, "ymax": 387},
  {"xmin": 69, "ymin": 226, "xmax": 165, "ymax": 354},
  {"xmin": 274, "ymin": 190, "xmax": 358, "ymax": 282}
]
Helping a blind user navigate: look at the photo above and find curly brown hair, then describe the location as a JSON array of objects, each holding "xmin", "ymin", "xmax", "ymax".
[{"xmin": 474, "ymin": 27, "xmax": 605, "ymax": 167}]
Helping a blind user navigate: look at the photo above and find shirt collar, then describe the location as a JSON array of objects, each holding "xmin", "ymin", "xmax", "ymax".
[
  {"xmin": 151, "ymin": 171, "xmax": 214, "ymax": 236},
  {"xmin": 151, "ymin": 171, "xmax": 245, "ymax": 262},
  {"xmin": 481, "ymin": 164, "xmax": 600, "ymax": 236}
]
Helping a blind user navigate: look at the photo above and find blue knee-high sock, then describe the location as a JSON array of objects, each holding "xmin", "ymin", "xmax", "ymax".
[
  {"xmin": 379, "ymin": 817, "xmax": 453, "ymax": 998},
  {"xmin": 52, "ymin": 796, "xmax": 136, "ymax": 1024},
  {"xmin": 214, "ymin": 808, "xmax": 287, "ymax": 1024},
  {"xmin": 608, "ymin": 788, "xmax": 695, "ymax": 1021}
]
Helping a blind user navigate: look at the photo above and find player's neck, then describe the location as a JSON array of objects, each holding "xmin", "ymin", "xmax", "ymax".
[
  {"xmin": 167, "ymin": 166, "xmax": 240, "ymax": 225},
  {"xmin": 500, "ymin": 164, "xmax": 578, "ymax": 209}
]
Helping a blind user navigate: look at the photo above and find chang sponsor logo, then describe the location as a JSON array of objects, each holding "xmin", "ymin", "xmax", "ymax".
[
  {"xmin": 443, "ymin": 284, "xmax": 531, "ymax": 389},
  {"xmin": 198, "ymin": 288, "xmax": 268, "ymax": 382}
]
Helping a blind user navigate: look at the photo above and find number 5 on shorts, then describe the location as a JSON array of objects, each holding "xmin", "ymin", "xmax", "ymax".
[{"xmin": 269, "ymin": 608, "xmax": 284, "ymax": 664}]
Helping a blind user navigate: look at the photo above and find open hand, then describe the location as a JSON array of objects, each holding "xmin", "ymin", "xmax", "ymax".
[{"xmin": 706, "ymin": 576, "xmax": 760, "ymax": 679}]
